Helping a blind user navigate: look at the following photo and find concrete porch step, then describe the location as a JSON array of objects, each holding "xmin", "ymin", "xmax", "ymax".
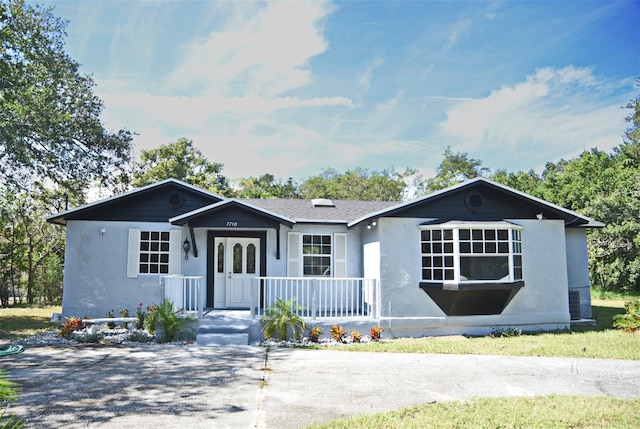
[
  {"xmin": 195, "ymin": 310, "xmax": 254, "ymax": 346},
  {"xmin": 196, "ymin": 332, "xmax": 249, "ymax": 346}
]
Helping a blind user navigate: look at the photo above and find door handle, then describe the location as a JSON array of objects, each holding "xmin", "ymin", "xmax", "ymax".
[{"xmin": 228, "ymin": 272, "xmax": 232, "ymax": 279}]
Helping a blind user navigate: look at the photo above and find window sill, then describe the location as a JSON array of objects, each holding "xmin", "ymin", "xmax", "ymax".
[{"xmin": 419, "ymin": 281, "xmax": 524, "ymax": 316}]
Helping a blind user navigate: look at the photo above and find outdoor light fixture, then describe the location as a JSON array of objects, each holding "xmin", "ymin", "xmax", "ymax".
[
  {"xmin": 536, "ymin": 213, "xmax": 544, "ymax": 220},
  {"xmin": 366, "ymin": 220, "xmax": 378, "ymax": 230},
  {"xmin": 183, "ymin": 238, "xmax": 191, "ymax": 260}
]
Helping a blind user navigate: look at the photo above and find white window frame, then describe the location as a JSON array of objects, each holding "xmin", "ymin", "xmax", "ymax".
[
  {"xmin": 420, "ymin": 222, "xmax": 523, "ymax": 284},
  {"xmin": 127, "ymin": 229, "xmax": 181, "ymax": 278},
  {"xmin": 302, "ymin": 234, "xmax": 333, "ymax": 277},
  {"xmin": 287, "ymin": 232, "xmax": 347, "ymax": 278}
]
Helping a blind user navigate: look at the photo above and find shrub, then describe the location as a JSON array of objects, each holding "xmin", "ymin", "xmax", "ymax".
[
  {"xmin": 144, "ymin": 304, "xmax": 158, "ymax": 335},
  {"xmin": 370, "ymin": 325, "xmax": 383, "ymax": 342},
  {"xmin": 74, "ymin": 332, "xmax": 102, "ymax": 343},
  {"xmin": 135, "ymin": 302, "xmax": 145, "ymax": 330},
  {"xmin": 128, "ymin": 330, "xmax": 154, "ymax": 343},
  {"xmin": 154, "ymin": 300, "xmax": 194, "ymax": 343},
  {"xmin": 613, "ymin": 299, "xmax": 640, "ymax": 332},
  {"xmin": 107, "ymin": 309, "xmax": 116, "ymax": 329},
  {"xmin": 308, "ymin": 325, "xmax": 323, "ymax": 343},
  {"xmin": 260, "ymin": 298, "xmax": 306, "ymax": 341},
  {"xmin": 490, "ymin": 327, "xmax": 523, "ymax": 338},
  {"xmin": 350, "ymin": 330, "xmax": 362, "ymax": 343},
  {"xmin": 59, "ymin": 317, "xmax": 84, "ymax": 338},
  {"xmin": 330, "ymin": 324, "xmax": 346, "ymax": 343},
  {"xmin": 119, "ymin": 308, "xmax": 130, "ymax": 329}
]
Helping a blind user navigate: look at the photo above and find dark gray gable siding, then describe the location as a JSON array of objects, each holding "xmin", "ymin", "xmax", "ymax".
[
  {"xmin": 386, "ymin": 182, "xmax": 588, "ymax": 224},
  {"xmin": 185, "ymin": 204, "xmax": 284, "ymax": 229},
  {"xmin": 58, "ymin": 183, "xmax": 222, "ymax": 223}
]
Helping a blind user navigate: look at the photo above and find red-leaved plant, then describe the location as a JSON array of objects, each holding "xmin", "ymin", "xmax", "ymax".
[{"xmin": 370, "ymin": 325, "xmax": 383, "ymax": 342}]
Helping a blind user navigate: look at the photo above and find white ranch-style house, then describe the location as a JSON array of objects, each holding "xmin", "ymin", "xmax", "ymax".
[{"xmin": 46, "ymin": 177, "xmax": 603, "ymax": 344}]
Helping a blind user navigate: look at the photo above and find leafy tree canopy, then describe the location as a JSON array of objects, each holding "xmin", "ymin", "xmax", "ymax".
[
  {"xmin": 424, "ymin": 147, "xmax": 490, "ymax": 194},
  {"xmin": 234, "ymin": 174, "xmax": 299, "ymax": 199},
  {"xmin": 0, "ymin": 0, "xmax": 132, "ymax": 193},
  {"xmin": 132, "ymin": 138, "xmax": 232, "ymax": 195},
  {"xmin": 298, "ymin": 167, "xmax": 416, "ymax": 202}
]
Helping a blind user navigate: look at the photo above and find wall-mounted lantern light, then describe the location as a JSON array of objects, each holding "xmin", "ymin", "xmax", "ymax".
[{"xmin": 183, "ymin": 238, "xmax": 191, "ymax": 260}]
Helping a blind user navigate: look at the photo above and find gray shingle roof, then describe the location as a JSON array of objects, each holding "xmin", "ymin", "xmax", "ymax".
[{"xmin": 241, "ymin": 198, "xmax": 398, "ymax": 223}]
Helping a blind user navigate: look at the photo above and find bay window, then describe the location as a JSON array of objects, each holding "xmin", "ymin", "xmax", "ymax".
[{"xmin": 421, "ymin": 222, "xmax": 523, "ymax": 284}]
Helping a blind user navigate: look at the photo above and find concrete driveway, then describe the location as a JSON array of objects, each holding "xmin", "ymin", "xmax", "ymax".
[{"xmin": 2, "ymin": 344, "xmax": 639, "ymax": 428}]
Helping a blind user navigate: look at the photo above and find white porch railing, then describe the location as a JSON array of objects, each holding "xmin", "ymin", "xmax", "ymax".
[
  {"xmin": 161, "ymin": 275, "xmax": 204, "ymax": 319},
  {"xmin": 252, "ymin": 277, "xmax": 380, "ymax": 321}
]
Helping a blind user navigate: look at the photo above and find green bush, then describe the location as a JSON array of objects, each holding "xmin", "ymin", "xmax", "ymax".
[
  {"xmin": 144, "ymin": 304, "xmax": 158, "ymax": 335},
  {"xmin": 260, "ymin": 298, "xmax": 306, "ymax": 341},
  {"xmin": 155, "ymin": 300, "xmax": 194, "ymax": 343},
  {"xmin": 613, "ymin": 299, "xmax": 640, "ymax": 332}
]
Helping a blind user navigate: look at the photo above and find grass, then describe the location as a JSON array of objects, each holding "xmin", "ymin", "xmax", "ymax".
[
  {"xmin": 306, "ymin": 396, "xmax": 640, "ymax": 429},
  {"xmin": 0, "ymin": 305, "xmax": 61, "ymax": 344},
  {"xmin": 327, "ymin": 298, "xmax": 640, "ymax": 360}
]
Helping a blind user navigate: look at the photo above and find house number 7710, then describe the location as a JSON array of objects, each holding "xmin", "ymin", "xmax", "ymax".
[{"xmin": 226, "ymin": 221, "xmax": 238, "ymax": 227}]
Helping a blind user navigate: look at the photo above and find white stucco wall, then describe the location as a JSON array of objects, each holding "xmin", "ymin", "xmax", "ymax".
[
  {"xmin": 62, "ymin": 220, "xmax": 180, "ymax": 318},
  {"xmin": 374, "ymin": 217, "xmax": 572, "ymax": 337}
]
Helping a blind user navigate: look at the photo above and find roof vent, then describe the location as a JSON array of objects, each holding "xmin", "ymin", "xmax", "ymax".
[{"xmin": 311, "ymin": 198, "xmax": 335, "ymax": 207}]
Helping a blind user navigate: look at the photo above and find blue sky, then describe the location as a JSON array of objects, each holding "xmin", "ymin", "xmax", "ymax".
[{"xmin": 38, "ymin": 0, "xmax": 639, "ymax": 182}]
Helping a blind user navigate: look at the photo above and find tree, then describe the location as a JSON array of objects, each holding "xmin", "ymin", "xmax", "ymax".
[
  {"xmin": 0, "ymin": 186, "xmax": 64, "ymax": 305},
  {"xmin": 234, "ymin": 174, "xmax": 299, "ymax": 199},
  {"xmin": 298, "ymin": 167, "xmax": 414, "ymax": 201},
  {"xmin": 423, "ymin": 147, "xmax": 490, "ymax": 194},
  {"xmin": 584, "ymin": 86, "xmax": 640, "ymax": 293},
  {"xmin": 0, "ymin": 0, "xmax": 133, "ymax": 193},
  {"xmin": 491, "ymin": 169, "xmax": 543, "ymax": 197},
  {"xmin": 133, "ymin": 138, "xmax": 232, "ymax": 195}
]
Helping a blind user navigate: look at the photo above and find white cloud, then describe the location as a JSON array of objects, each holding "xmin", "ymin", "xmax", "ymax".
[
  {"xmin": 439, "ymin": 66, "xmax": 631, "ymax": 170},
  {"xmin": 443, "ymin": 19, "xmax": 471, "ymax": 52},
  {"xmin": 166, "ymin": 1, "xmax": 333, "ymax": 98},
  {"xmin": 358, "ymin": 56, "xmax": 386, "ymax": 92}
]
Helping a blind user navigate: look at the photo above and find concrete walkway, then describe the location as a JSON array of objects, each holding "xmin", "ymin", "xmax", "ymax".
[{"xmin": 2, "ymin": 344, "xmax": 639, "ymax": 428}]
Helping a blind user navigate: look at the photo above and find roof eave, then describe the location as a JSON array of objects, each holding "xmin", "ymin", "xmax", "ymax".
[
  {"xmin": 169, "ymin": 199, "xmax": 296, "ymax": 227},
  {"xmin": 45, "ymin": 178, "xmax": 224, "ymax": 225}
]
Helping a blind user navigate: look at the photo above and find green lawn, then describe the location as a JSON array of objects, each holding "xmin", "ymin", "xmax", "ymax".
[
  {"xmin": 0, "ymin": 305, "xmax": 61, "ymax": 344},
  {"xmin": 329, "ymin": 299, "xmax": 640, "ymax": 360},
  {"xmin": 307, "ymin": 396, "xmax": 640, "ymax": 429}
]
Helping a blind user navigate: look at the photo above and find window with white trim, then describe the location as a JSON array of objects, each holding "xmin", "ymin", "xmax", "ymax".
[
  {"xmin": 302, "ymin": 234, "xmax": 332, "ymax": 276},
  {"xmin": 421, "ymin": 223, "xmax": 523, "ymax": 283},
  {"xmin": 139, "ymin": 231, "xmax": 171, "ymax": 274},
  {"xmin": 127, "ymin": 229, "xmax": 181, "ymax": 278}
]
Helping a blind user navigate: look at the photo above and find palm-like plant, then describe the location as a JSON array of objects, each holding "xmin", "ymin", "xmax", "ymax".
[{"xmin": 260, "ymin": 298, "xmax": 306, "ymax": 341}]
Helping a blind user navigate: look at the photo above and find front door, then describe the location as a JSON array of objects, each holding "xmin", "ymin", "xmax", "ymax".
[{"xmin": 213, "ymin": 237, "xmax": 259, "ymax": 309}]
